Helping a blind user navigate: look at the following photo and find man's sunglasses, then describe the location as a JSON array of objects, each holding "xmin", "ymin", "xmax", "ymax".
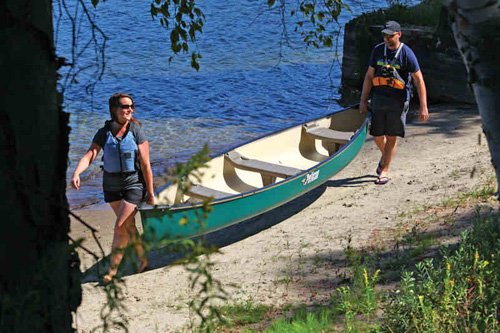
[
  {"xmin": 119, "ymin": 104, "xmax": 135, "ymax": 110},
  {"xmin": 383, "ymin": 33, "xmax": 398, "ymax": 39}
]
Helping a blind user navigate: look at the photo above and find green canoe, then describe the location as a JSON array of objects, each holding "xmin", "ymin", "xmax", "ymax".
[{"xmin": 139, "ymin": 106, "xmax": 369, "ymax": 242}]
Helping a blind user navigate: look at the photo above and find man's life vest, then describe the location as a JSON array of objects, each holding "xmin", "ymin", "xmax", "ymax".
[
  {"xmin": 372, "ymin": 43, "xmax": 406, "ymax": 90},
  {"xmin": 102, "ymin": 129, "xmax": 138, "ymax": 173}
]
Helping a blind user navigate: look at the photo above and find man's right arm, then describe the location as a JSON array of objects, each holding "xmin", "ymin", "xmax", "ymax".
[{"xmin": 359, "ymin": 66, "xmax": 375, "ymax": 114}]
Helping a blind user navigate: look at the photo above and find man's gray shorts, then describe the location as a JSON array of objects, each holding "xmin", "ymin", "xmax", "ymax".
[{"xmin": 370, "ymin": 94, "xmax": 409, "ymax": 138}]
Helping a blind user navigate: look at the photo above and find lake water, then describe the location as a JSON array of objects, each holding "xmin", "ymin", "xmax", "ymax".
[{"xmin": 56, "ymin": 0, "xmax": 418, "ymax": 207}]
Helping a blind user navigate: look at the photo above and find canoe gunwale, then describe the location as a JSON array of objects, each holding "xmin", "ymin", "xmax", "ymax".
[{"xmin": 140, "ymin": 105, "xmax": 368, "ymax": 213}]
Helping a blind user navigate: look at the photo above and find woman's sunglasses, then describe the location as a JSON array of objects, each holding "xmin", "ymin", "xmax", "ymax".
[{"xmin": 119, "ymin": 104, "xmax": 135, "ymax": 110}]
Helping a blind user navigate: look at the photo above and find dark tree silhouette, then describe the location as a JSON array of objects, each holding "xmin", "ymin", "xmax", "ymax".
[{"xmin": 0, "ymin": 0, "xmax": 80, "ymax": 331}]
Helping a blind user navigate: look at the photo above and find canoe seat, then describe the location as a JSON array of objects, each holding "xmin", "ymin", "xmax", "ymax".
[
  {"xmin": 304, "ymin": 124, "xmax": 354, "ymax": 144},
  {"xmin": 225, "ymin": 151, "xmax": 302, "ymax": 179},
  {"xmin": 187, "ymin": 184, "xmax": 232, "ymax": 200}
]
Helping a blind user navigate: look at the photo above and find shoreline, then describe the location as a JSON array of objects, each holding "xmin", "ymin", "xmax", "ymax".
[{"xmin": 71, "ymin": 103, "xmax": 496, "ymax": 332}]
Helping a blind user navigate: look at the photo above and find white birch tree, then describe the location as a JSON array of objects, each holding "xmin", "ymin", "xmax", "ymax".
[{"xmin": 444, "ymin": 0, "xmax": 500, "ymax": 201}]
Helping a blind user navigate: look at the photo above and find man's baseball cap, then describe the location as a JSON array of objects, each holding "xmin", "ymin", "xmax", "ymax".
[{"xmin": 381, "ymin": 21, "xmax": 401, "ymax": 35}]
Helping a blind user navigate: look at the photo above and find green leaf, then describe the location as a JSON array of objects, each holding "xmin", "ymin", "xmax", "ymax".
[
  {"xmin": 324, "ymin": 36, "xmax": 333, "ymax": 48},
  {"xmin": 91, "ymin": 0, "xmax": 99, "ymax": 8},
  {"xmin": 267, "ymin": 0, "xmax": 276, "ymax": 7}
]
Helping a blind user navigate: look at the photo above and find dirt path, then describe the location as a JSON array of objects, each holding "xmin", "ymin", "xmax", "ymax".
[{"xmin": 70, "ymin": 104, "xmax": 495, "ymax": 332}]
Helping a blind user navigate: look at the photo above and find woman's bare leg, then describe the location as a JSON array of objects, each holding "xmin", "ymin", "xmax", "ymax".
[
  {"xmin": 125, "ymin": 217, "xmax": 148, "ymax": 272},
  {"xmin": 103, "ymin": 200, "xmax": 137, "ymax": 282}
]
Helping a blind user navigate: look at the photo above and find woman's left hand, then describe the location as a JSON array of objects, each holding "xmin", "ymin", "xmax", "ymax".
[{"xmin": 146, "ymin": 192, "xmax": 155, "ymax": 205}]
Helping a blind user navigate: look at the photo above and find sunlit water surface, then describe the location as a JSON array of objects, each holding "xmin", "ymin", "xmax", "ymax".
[{"xmin": 56, "ymin": 0, "xmax": 419, "ymax": 207}]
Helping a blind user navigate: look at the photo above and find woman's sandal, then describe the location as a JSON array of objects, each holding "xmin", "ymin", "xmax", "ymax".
[
  {"xmin": 138, "ymin": 259, "xmax": 149, "ymax": 273},
  {"xmin": 102, "ymin": 273, "xmax": 114, "ymax": 284},
  {"xmin": 102, "ymin": 266, "xmax": 118, "ymax": 284}
]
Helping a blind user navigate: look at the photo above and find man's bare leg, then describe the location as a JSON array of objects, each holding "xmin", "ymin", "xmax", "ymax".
[
  {"xmin": 381, "ymin": 136, "xmax": 398, "ymax": 175},
  {"xmin": 374, "ymin": 136, "xmax": 387, "ymax": 172}
]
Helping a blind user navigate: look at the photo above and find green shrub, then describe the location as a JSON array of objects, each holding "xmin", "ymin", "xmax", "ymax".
[
  {"xmin": 266, "ymin": 307, "xmax": 333, "ymax": 333},
  {"xmin": 382, "ymin": 213, "xmax": 499, "ymax": 332}
]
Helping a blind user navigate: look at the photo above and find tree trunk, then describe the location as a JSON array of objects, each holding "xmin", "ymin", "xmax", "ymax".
[
  {"xmin": 444, "ymin": 0, "xmax": 500, "ymax": 199},
  {"xmin": 0, "ymin": 1, "xmax": 80, "ymax": 331}
]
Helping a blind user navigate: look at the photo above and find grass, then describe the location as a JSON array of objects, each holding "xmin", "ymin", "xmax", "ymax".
[
  {"xmin": 266, "ymin": 308, "xmax": 333, "ymax": 333},
  {"xmin": 219, "ymin": 300, "xmax": 271, "ymax": 329},
  {"xmin": 208, "ymin": 182, "xmax": 498, "ymax": 333}
]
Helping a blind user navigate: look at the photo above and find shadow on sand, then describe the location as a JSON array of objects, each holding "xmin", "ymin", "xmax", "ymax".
[
  {"xmin": 82, "ymin": 182, "xmax": 327, "ymax": 283},
  {"xmin": 82, "ymin": 172, "xmax": 379, "ymax": 283}
]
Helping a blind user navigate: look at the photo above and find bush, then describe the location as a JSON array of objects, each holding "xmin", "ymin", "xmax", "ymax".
[{"xmin": 382, "ymin": 212, "xmax": 499, "ymax": 332}]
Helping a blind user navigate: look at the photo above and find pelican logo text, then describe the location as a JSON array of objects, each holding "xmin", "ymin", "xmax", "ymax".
[{"xmin": 302, "ymin": 170, "xmax": 320, "ymax": 186}]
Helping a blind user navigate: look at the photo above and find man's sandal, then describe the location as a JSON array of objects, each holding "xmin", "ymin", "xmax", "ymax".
[
  {"xmin": 376, "ymin": 159, "xmax": 384, "ymax": 176},
  {"xmin": 375, "ymin": 176, "xmax": 390, "ymax": 185}
]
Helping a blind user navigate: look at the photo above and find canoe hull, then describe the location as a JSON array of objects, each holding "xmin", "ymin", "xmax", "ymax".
[{"xmin": 140, "ymin": 109, "xmax": 368, "ymax": 242}]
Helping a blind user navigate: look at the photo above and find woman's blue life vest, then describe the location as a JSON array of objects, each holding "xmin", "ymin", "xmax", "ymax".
[{"xmin": 102, "ymin": 129, "xmax": 138, "ymax": 173}]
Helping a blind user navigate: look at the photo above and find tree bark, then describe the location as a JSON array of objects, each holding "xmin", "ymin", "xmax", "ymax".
[
  {"xmin": 0, "ymin": 1, "xmax": 80, "ymax": 331},
  {"xmin": 444, "ymin": 0, "xmax": 500, "ymax": 199}
]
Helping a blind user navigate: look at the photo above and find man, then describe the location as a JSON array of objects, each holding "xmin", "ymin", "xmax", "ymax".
[{"xmin": 359, "ymin": 20, "xmax": 429, "ymax": 185}]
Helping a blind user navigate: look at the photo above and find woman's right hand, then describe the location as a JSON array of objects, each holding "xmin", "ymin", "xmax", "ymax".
[
  {"xmin": 71, "ymin": 174, "xmax": 80, "ymax": 190},
  {"xmin": 71, "ymin": 144, "xmax": 101, "ymax": 191}
]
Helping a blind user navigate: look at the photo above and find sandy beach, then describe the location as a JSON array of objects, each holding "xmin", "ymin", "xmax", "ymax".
[{"xmin": 70, "ymin": 104, "xmax": 496, "ymax": 332}]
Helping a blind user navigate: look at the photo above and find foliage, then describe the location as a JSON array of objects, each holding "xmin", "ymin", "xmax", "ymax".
[
  {"xmin": 166, "ymin": 144, "xmax": 228, "ymax": 331},
  {"xmin": 208, "ymin": 300, "xmax": 271, "ymax": 331},
  {"xmin": 149, "ymin": 0, "xmax": 205, "ymax": 71},
  {"xmin": 333, "ymin": 267, "xmax": 381, "ymax": 332},
  {"xmin": 82, "ymin": 0, "xmax": 353, "ymax": 72},
  {"xmin": 271, "ymin": 0, "xmax": 351, "ymax": 49},
  {"xmin": 97, "ymin": 279, "xmax": 129, "ymax": 332},
  {"xmin": 205, "ymin": 183, "xmax": 498, "ymax": 332},
  {"xmin": 167, "ymin": 143, "xmax": 211, "ymax": 199},
  {"xmin": 88, "ymin": 0, "xmax": 205, "ymax": 71},
  {"xmin": 54, "ymin": 0, "xmax": 107, "ymax": 96},
  {"xmin": 266, "ymin": 306, "xmax": 333, "ymax": 333},
  {"xmin": 218, "ymin": 300, "xmax": 271, "ymax": 327},
  {"xmin": 183, "ymin": 243, "xmax": 228, "ymax": 332},
  {"xmin": 382, "ymin": 213, "xmax": 499, "ymax": 332},
  {"xmin": 79, "ymin": 144, "xmax": 227, "ymax": 332}
]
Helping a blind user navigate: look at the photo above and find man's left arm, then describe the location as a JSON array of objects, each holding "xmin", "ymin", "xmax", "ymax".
[{"xmin": 411, "ymin": 70, "xmax": 429, "ymax": 122}]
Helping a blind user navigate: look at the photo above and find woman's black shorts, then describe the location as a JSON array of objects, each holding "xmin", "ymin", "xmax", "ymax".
[
  {"xmin": 102, "ymin": 172, "xmax": 145, "ymax": 205},
  {"xmin": 370, "ymin": 93, "xmax": 409, "ymax": 138}
]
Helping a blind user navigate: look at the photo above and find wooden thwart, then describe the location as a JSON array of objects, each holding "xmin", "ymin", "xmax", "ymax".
[
  {"xmin": 187, "ymin": 184, "xmax": 232, "ymax": 199},
  {"xmin": 304, "ymin": 124, "xmax": 354, "ymax": 144},
  {"xmin": 225, "ymin": 151, "xmax": 302, "ymax": 179}
]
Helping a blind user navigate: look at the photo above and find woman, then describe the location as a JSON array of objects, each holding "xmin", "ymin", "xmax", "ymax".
[{"xmin": 71, "ymin": 92, "xmax": 155, "ymax": 283}]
